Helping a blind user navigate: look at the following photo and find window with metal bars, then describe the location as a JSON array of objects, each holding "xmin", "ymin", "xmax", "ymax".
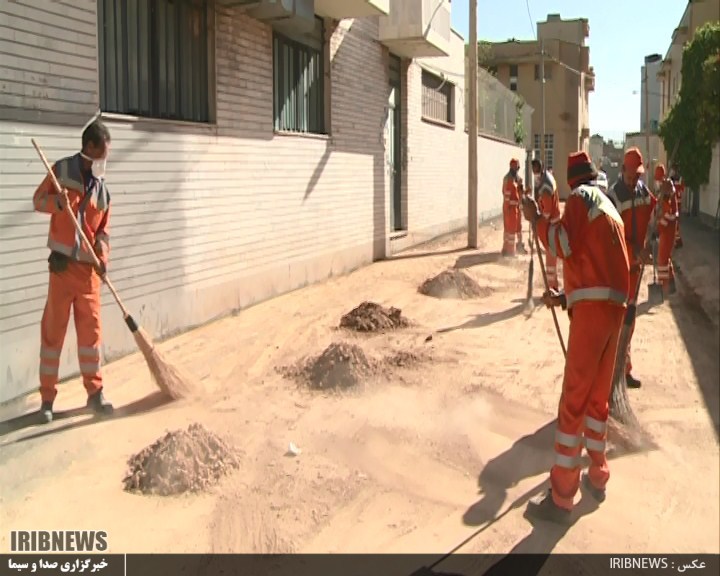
[
  {"xmin": 273, "ymin": 18, "xmax": 326, "ymax": 135},
  {"xmin": 533, "ymin": 133, "xmax": 555, "ymax": 170},
  {"xmin": 98, "ymin": 0, "xmax": 210, "ymax": 123},
  {"xmin": 421, "ymin": 69, "xmax": 454, "ymax": 126}
]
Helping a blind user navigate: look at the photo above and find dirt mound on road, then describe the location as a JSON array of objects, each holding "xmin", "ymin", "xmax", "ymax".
[
  {"xmin": 383, "ymin": 350, "xmax": 429, "ymax": 369},
  {"xmin": 340, "ymin": 301, "xmax": 410, "ymax": 332},
  {"xmin": 123, "ymin": 423, "xmax": 239, "ymax": 496},
  {"xmin": 418, "ymin": 269, "xmax": 492, "ymax": 300},
  {"xmin": 280, "ymin": 342, "xmax": 374, "ymax": 391}
]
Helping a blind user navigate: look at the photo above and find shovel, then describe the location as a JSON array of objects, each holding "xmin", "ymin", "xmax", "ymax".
[{"xmin": 647, "ymin": 236, "xmax": 664, "ymax": 305}]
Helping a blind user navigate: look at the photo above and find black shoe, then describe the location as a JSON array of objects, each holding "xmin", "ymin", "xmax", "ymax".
[
  {"xmin": 626, "ymin": 374, "xmax": 642, "ymax": 389},
  {"xmin": 526, "ymin": 490, "xmax": 571, "ymax": 525},
  {"xmin": 87, "ymin": 389, "xmax": 113, "ymax": 415},
  {"xmin": 582, "ymin": 473, "xmax": 606, "ymax": 503},
  {"xmin": 516, "ymin": 243, "xmax": 528, "ymax": 255},
  {"xmin": 40, "ymin": 401, "xmax": 53, "ymax": 424}
]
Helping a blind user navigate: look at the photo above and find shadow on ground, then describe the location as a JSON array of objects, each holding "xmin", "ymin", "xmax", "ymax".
[
  {"xmin": 669, "ymin": 218, "xmax": 720, "ymax": 438},
  {"xmin": 0, "ymin": 392, "xmax": 172, "ymax": 446},
  {"xmin": 388, "ymin": 247, "xmax": 470, "ymax": 262},
  {"xmin": 437, "ymin": 303, "xmax": 526, "ymax": 333},
  {"xmin": 453, "ymin": 251, "xmax": 503, "ymax": 269}
]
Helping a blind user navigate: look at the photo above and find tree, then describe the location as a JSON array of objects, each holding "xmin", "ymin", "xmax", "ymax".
[{"xmin": 659, "ymin": 22, "xmax": 720, "ymax": 191}]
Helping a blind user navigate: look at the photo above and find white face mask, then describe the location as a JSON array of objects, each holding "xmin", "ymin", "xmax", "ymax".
[
  {"xmin": 655, "ymin": 180, "xmax": 663, "ymax": 192},
  {"xmin": 533, "ymin": 174, "xmax": 541, "ymax": 186},
  {"xmin": 81, "ymin": 152, "xmax": 107, "ymax": 179}
]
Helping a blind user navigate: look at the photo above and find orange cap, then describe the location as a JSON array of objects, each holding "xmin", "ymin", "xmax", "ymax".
[
  {"xmin": 624, "ymin": 147, "xmax": 645, "ymax": 174},
  {"xmin": 510, "ymin": 158, "xmax": 520, "ymax": 168},
  {"xmin": 654, "ymin": 163, "xmax": 666, "ymax": 181}
]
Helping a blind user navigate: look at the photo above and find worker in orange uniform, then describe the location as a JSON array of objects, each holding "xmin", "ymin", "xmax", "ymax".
[
  {"xmin": 532, "ymin": 158, "xmax": 561, "ymax": 290},
  {"xmin": 606, "ymin": 147, "xmax": 656, "ymax": 390},
  {"xmin": 521, "ymin": 151, "xmax": 630, "ymax": 524},
  {"xmin": 654, "ymin": 165, "xmax": 679, "ymax": 297},
  {"xmin": 502, "ymin": 159, "xmax": 527, "ymax": 256},
  {"xmin": 33, "ymin": 120, "xmax": 114, "ymax": 423},
  {"xmin": 669, "ymin": 163, "xmax": 684, "ymax": 248}
]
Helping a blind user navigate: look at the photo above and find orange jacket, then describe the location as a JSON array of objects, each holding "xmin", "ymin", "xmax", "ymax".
[
  {"xmin": 606, "ymin": 179, "xmax": 657, "ymax": 261},
  {"xmin": 657, "ymin": 190, "xmax": 679, "ymax": 233},
  {"xmin": 537, "ymin": 184, "xmax": 630, "ymax": 310},
  {"xmin": 535, "ymin": 170, "xmax": 561, "ymax": 223},
  {"xmin": 33, "ymin": 153, "xmax": 111, "ymax": 266},
  {"xmin": 503, "ymin": 172, "xmax": 521, "ymax": 206}
]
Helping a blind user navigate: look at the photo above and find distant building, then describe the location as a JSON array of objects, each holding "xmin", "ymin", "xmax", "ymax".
[
  {"xmin": 657, "ymin": 0, "xmax": 720, "ymax": 223},
  {"xmin": 589, "ymin": 134, "xmax": 604, "ymax": 167},
  {"xmin": 641, "ymin": 54, "xmax": 662, "ymax": 134},
  {"xmin": 481, "ymin": 14, "xmax": 594, "ymax": 198}
]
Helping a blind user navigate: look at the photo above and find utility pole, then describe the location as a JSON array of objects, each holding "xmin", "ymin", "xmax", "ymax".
[
  {"xmin": 468, "ymin": 0, "xmax": 478, "ymax": 248},
  {"xmin": 540, "ymin": 38, "xmax": 546, "ymax": 168},
  {"xmin": 644, "ymin": 64, "xmax": 651, "ymax": 178}
]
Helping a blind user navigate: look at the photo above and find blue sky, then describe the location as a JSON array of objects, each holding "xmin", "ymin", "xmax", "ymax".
[{"xmin": 450, "ymin": 0, "xmax": 688, "ymax": 142}]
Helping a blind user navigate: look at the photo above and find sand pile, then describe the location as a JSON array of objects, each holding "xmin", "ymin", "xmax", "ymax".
[
  {"xmin": 281, "ymin": 342, "xmax": 374, "ymax": 391},
  {"xmin": 418, "ymin": 269, "xmax": 492, "ymax": 300},
  {"xmin": 123, "ymin": 423, "xmax": 239, "ymax": 496},
  {"xmin": 384, "ymin": 350, "xmax": 428, "ymax": 368},
  {"xmin": 340, "ymin": 301, "xmax": 410, "ymax": 332}
]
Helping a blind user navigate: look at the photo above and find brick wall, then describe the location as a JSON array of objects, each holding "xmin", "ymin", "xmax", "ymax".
[{"xmin": 0, "ymin": 6, "xmax": 523, "ymax": 403}]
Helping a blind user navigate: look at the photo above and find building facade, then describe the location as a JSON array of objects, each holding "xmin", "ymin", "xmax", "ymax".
[
  {"xmin": 657, "ymin": 0, "xmax": 720, "ymax": 223},
  {"xmin": 640, "ymin": 54, "xmax": 662, "ymax": 135},
  {"xmin": 0, "ymin": 0, "xmax": 526, "ymax": 403},
  {"xmin": 482, "ymin": 14, "xmax": 594, "ymax": 198}
]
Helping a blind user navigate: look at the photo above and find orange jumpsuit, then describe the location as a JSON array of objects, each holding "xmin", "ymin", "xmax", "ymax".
[
  {"xmin": 535, "ymin": 170, "xmax": 561, "ymax": 290},
  {"xmin": 33, "ymin": 153, "xmax": 111, "ymax": 403},
  {"xmin": 606, "ymin": 179, "xmax": 656, "ymax": 376},
  {"xmin": 656, "ymin": 189, "xmax": 678, "ymax": 293},
  {"xmin": 536, "ymin": 184, "xmax": 630, "ymax": 511},
  {"xmin": 502, "ymin": 172, "xmax": 521, "ymax": 255}
]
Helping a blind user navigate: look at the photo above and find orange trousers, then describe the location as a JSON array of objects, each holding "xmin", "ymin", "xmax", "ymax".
[
  {"xmin": 551, "ymin": 302, "xmax": 625, "ymax": 510},
  {"xmin": 657, "ymin": 224, "xmax": 676, "ymax": 292},
  {"xmin": 39, "ymin": 261, "xmax": 103, "ymax": 403},
  {"xmin": 502, "ymin": 202, "xmax": 520, "ymax": 255}
]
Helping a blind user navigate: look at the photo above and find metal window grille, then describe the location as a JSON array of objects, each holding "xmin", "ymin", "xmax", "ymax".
[
  {"xmin": 98, "ymin": 0, "xmax": 210, "ymax": 123},
  {"xmin": 273, "ymin": 20, "xmax": 325, "ymax": 135},
  {"xmin": 421, "ymin": 69, "xmax": 454, "ymax": 125}
]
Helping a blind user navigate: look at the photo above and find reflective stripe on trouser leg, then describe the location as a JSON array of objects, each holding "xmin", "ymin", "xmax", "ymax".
[
  {"xmin": 550, "ymin": 302, "xmax": 618, "ymax": 511},
  {"xmin": 584, "ymin": 304, "xmax": 623, "ymax": 491},
  {"xmin": 39, "ymin": 273, "xmax": 74, "ymax": 403},
  {"xmin": 74, "ymin": 281, "xmax": 103, "ymax": 396}
]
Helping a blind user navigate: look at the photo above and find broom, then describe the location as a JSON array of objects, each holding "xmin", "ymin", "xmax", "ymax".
[
  {"xmin": 31, "ymin": 139, "xmax": 193, "ymax": 401},
  {"xmin": 526, "ymin": 212, "xmax": 643, "ymax": 449}
]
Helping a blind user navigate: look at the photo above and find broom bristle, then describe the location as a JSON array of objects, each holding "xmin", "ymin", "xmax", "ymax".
[
  {"xmin": 133, "ymin": 328, "xmax": 195, "ymax": 400},
  {"xmin": 607, "ymin": 415, "xmax": 655, "ymax": 453}
]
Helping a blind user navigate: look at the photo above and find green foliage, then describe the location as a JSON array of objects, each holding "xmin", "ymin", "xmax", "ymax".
[
  {"xmin": 659, "ymin": 21, "xmax": 720, "ymax": 190},
  {"xmin": 514, "ymin": 99, "xmax": 526, "ymax": 145}
]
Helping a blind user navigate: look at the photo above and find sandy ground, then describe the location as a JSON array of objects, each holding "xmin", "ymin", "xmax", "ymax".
[{"xmin": 1, "ymin": 219, "xmax": 718, "ymax": 559}]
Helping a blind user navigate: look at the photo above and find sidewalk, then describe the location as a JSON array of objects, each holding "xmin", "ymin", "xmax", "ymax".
[{"xmin": 672, "ymin": 215, "xmax": 720, "ymax": 326}]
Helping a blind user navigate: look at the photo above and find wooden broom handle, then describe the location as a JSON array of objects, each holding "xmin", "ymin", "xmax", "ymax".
[{"xmin": 31, "ymin": 139, "xmax": 131, "ymax": 318}]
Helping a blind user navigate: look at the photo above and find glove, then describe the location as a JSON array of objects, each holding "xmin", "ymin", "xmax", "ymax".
[{"xmin": 541, "ymin": 289, "xmax": 566, "ymax": 310}]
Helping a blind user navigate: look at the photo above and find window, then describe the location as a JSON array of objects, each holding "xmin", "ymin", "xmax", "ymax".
[
  {"xmin": 534, "ymin": 63, "xmax": 552, "ymax": 80},
  {"xmin": 273, "ymin": 18, "xmax": 326, "ymax": 134},
  {"xmin": 509, "ymin": 64, "xmax": 518, "ymax": 91},
  {"xmin": 98, "ymin": 0, "xmax": 210, "ymax": 123},
  {"xmin": 533, "ymin": 133, "xmax": 555, "ymax": 170},
  {"xmin": 421, "ymin": 69, "xmax": 454, "ymax": 126}
]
